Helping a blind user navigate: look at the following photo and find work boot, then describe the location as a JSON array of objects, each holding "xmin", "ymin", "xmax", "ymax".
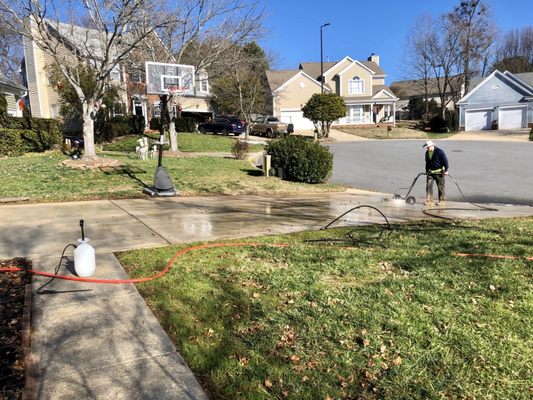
[{"xmin": 424, "ymin": 195, "xmax": 434, "ymax": 206}]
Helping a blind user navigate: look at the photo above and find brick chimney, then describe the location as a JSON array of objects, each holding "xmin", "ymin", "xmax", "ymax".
[{"xmin": 368, "ymin": 53, "xmax": 380, "ymax": 66}]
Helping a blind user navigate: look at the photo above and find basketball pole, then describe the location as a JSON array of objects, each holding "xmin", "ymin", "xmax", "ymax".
[{"xmin": 143, "ymin": 93, "xmax": 177, "ymax": 197}]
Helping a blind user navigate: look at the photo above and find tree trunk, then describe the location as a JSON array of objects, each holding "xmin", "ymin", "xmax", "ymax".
[
  {"xmin": 82, "ymin": 103, "xmax": 97, "ymax": 159},
  {"xmin": 169, "ymin": 120, "xmax": 178, "ymax": 152}
]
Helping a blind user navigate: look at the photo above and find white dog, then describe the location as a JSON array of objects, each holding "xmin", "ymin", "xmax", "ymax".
[
  {"xmin": 136, "ymin": 137, "xmax": 149, "ymax": 160},
  {"xmin": 149, "ymin": 144, "xmax": 158, "ymax": 159}
]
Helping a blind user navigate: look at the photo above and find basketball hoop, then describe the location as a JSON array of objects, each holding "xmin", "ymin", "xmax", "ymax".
[{"xmin": 167, "ymin": 86, "xmax": 183, "ymax": 96}]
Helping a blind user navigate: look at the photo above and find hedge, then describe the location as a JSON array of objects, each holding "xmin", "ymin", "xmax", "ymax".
[
  {"xmin": 95, "ymin": 114, "xmax": 145, "ymax": 143},
  {"xmin": 3, "ymin": 116, "xmax": 62, "ymax": 153},
  {"xmin": 0, "ymin": 128, "xmax": 36, "ymax": 157}
]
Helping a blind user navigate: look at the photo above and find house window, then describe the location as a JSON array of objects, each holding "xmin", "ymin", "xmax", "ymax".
[
  {"xmin": 349, "ymin": 105, "xmax": 364, "ymax": 123},
  {"xmin": 130, "ymin": 71, "xmax": 143, "ymax": 84},
  {"xmin": 153, "ymin": 102, "xmax": 161, "ymax": 118},
  {"xmin": 51, "ymin": 104, "xmax": 59, "ymax": 118},
  {"xmin": 200, "ymin": 78, "xmax": 208, "ymax": 93},
  {"xmin": 113, "ymin": 102, "xmax": 124, "ymax": 116},
  {"xmin": 110, "ymin": 66, "xmax": 121, "ymax": 82},
  {"xmin": 349, "ymin": 77, "xmax": 364, "ymax": 95}
]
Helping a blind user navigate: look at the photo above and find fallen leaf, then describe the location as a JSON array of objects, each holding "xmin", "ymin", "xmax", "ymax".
[
  {"xmin": 290, "ymin": 355, "xmax": 301, "ymax": 364},
  {"xmin": 264, "ymin": 379, "xmax": 273, "ymax": 388},
  {"xmin": 363, "ymin": 339, "xmax": 370, "ymax": 347},
  {"xmin": 489, "ymin": 285, "xmax": 496, "ymax": 292},
  {"xmin": 392, "ymin": 356, "xmax": 402, "ymax": 366},
  {"xmin": 253, "ymin": 292, "xmax": 261, "ymax": 298}
]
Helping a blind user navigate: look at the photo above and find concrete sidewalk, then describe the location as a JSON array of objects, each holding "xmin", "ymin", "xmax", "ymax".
[{"xmin": 1, "ymin": 192, "xmax": 532, "ymax": 399}]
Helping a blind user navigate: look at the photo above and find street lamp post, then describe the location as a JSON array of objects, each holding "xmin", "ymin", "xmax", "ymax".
[{"xmin": 320, "ymin": 22, "xmax": 330, "ymax": 94}]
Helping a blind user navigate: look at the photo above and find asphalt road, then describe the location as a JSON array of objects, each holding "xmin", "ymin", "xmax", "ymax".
[{"xmin": 328, "ymin": 140, "xmax": 533, "ymax": 206}]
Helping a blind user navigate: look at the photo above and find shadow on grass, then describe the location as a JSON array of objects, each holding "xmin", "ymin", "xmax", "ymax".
[
  {"xmin": 241, "ymin": 168, "xmax": 263, "ymax": 177},
  {"xmin": 99, "ymin": 165, "xmax": 150, "ymax": 188}
]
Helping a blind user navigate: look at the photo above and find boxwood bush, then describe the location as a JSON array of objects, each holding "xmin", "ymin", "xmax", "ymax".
[
  {"xmin": 265, "ymin": 135, "xmax": 333, "ymax": 183},
  {"xmin": 173, "ymin": 117, "xmax": 197, "ymax": 132},
  {"xmin": 95, "ymin": 114, "xmax": 145, "ymax": 143},
  {"xmin": 5, "ymin": 116, "xmax": 62, "ymax": 151},
  {"xmin": 0, "ymin": 128, "xmax": 35, "ymax": 157}
]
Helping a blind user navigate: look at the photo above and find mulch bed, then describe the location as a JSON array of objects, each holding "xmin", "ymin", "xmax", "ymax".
[{"xmin": 0, "ymin": 259, "xmax": 31, "ymax": 400}]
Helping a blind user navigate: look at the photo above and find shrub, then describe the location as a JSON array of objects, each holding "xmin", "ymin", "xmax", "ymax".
[
  {"xmin": 4, "ymin": 116, "xmax": 62, "ymax": 151},
  {"xmin": 231, "ymin": 139, "xmax": 250, "ymax": 160},
  {"xmin": 0, "ymin": 128, "xmax": 34, "ymax": 157},
  {"xmin": 149, "ymin": 117, "xmax": 161, "ymax": 131},
  {"xmin": 173, "ymin": 117, "xmax": 197, "ymax": 132},
  {"xmin": 445, "ymin": 109, "xmax": 459, "ymax": 132},
  {"xmin": 429, "ymin": 115, "xmax": 448, "ymax": 133},
  {"xmin": 95, "ymin": 114, "xmax": 145, "ymax": 143},
  {"xmin": 265, "ymin": 135, "xmax": 333, "ymax": 183}
]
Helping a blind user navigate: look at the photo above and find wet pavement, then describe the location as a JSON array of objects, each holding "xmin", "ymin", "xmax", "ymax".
[{"xmin": 1, "ymin": 191, "xmax": 532, "ymax": 399}]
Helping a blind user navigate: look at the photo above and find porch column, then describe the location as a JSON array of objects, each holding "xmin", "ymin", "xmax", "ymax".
[{"xmin": 392, "ymin": 102, "xmax": 396, "ymax": 126}]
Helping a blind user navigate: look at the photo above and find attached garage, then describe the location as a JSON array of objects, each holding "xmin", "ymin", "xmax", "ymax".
[
  {"xmin": 465, "ymin": 109, "xmax": 491, "ymax": 131},
  {"xmin": 280, "ymin": 110, "xmax": 315, "ymax": 130},
  {"xmin": 499, "ymin": 106, "xmax": 527, "ymax": 129}
]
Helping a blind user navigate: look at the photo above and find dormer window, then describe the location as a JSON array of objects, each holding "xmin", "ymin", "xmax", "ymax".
[
  {"xmin": 349, "ymin": 76, "xmax": 364, "ymax": 94},
  {"xmin": 199, "ymin": 75, "xmax": 209, "ymax": 93}
]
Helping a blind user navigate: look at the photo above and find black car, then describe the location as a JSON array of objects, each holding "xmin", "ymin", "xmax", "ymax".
[{"xmin": 197, "ymin": 116, "xmax": 246, "ymax": 135}]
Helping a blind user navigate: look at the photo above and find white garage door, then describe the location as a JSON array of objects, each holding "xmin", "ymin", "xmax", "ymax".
[
  {"xmin": 280, "ymin": 110, "xmax": 314, "ymax": 130},
  {"xmin": 465, "ymin": 109, "xmax": 491, "ymax": 131},
  {"xmin": 499, "ymin": 107, "xmax": 526, "ymax": 129}
]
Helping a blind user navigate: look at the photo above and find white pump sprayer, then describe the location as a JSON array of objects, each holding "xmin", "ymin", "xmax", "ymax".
[{"xmin": 74, "ymin": 219, "xmax": 95, "ymax": 277}]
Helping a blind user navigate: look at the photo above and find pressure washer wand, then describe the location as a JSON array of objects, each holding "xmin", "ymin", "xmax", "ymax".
[{"xmin": 79, "ymin": 219, "xmax": 85, "ymax": 241}]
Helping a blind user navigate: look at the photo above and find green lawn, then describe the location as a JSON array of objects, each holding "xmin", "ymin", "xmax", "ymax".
[
  {"xmin": 118, "ymin": 218, "xmax": 533, "ymax": 399},
  {"xmin": 0, "ymin": 151, "xmax": 341, "ymax": 202},
  {"xmin": 102, "ymin": 132, "xmax": 264, "ymax": 153}
]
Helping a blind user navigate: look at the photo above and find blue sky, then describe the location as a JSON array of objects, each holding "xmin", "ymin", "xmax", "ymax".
[{"xmin": 259, "ymin": 0, "xmax": 533, "ymax": 83}]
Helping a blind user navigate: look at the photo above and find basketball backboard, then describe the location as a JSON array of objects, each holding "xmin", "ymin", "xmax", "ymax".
[{"xmin": 145, "ymin": 61, "xmax": 195, "ymax": 95}]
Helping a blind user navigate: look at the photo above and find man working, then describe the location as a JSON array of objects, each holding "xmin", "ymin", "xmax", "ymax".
[{"xmin": 423, "ymin": 140, "xmax": 449, "ymax": 206}]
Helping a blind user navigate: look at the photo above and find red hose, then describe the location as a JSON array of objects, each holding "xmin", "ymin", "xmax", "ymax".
[{"xmin": 0, "ymin": 242, "xmax": 289, "ymax": 284}]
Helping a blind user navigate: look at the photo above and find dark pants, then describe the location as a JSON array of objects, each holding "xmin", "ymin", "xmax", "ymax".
[{"xmin": 426, "ymin": 173, "xmax": 445, "ymax": 201}]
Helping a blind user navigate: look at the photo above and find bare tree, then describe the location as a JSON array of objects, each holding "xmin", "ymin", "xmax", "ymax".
[
  {"xmin": 492, "ymin": 26, "xmax": 533, "ymax": 73},
  {"xmin": 447, "ymin": 0, "xmax": 496, "ymax": 93},
  {"xmin": 0, "ymin": 0, "xmax": 176, "ymax": 161},
  {"xmin": 160, "ymin": 0, "xmax": 265, "ymax": 76},
  {"xmin": 403, "ymin": 14, "xmax": 435, "ymax": 115},
  {"xmin": 0, "ymin": 13, "xmax": 23, "ymax": 81}
]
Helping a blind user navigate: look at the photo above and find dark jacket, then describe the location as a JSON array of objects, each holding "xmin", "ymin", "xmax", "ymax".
[{"xmin": 425, "ymin": 147, "xmax": 449, "ymax": 174}]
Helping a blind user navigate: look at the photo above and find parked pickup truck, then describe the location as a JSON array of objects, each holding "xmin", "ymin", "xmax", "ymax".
[{"xmin": 249, "ymin": 116, "xmax": 293, "ymax": 138}]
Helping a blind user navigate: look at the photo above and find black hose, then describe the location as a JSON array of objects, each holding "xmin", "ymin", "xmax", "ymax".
[
  {"xmin": 322, "ymin": 205, "xmax": 391, "ymax": 230},
  {"xmin": 36, "ymin": 243, "xmax": 93, "ymax": 295}
]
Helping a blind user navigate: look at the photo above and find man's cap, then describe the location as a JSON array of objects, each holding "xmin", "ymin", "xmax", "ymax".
[{"xmin": 423, "ymin": 140, "xmax": 434, "ymax": 148}]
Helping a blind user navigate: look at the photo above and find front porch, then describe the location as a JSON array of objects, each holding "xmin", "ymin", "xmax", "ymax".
[{"xmin": 334, "ymin": 103, "xmax": 396, "ymax": 126}]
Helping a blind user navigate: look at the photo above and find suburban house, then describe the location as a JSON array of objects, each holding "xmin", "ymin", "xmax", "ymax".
[
  {"xmin": 266, "ymin": 54, "xmax": 398, "ymax": 130},
  {"xmin": 457, "ymin": 70, "xmax": 533, "ymax": 131},
  {"xmin": 22, "ymin": 18, "xmax": 212, "ymax": 131},
  {"xmin": 390, "ymin": 76, "xmax": 463, "ymax": 120},
  {"xmin": 0, "ymin": 72, "xmax": 27, "ymax": 117}
]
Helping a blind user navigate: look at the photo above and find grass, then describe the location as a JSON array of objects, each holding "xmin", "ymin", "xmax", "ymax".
[
  {"xmin": 117, "ymin": 217, "xmax": 533, "ymax": 399},
  {"xmin": 338, "ymin": 126, "xmax": 457, "ymax": 140},
  {"xmin": 0, "ymin": 151, "xmax": 341, "ymax": 202},
  {"xmin": 102, "ymin": 132, "xmax": 264, "ymax": 153}
]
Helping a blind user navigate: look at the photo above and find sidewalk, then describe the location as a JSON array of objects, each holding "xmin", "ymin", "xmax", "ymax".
[{"xmin": 1, "ymin": 193, "xmax": 533, "ymax": 399}]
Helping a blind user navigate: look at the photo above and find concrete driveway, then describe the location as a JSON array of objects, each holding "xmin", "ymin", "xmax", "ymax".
[{"xmin": 329, "ymin": 139, "xmax": 533, "ymax": 206}]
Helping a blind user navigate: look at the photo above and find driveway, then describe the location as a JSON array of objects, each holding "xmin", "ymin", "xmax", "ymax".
[{"xmin": 328, "ymin": 139, "xmax": 533, "ymax": 206}]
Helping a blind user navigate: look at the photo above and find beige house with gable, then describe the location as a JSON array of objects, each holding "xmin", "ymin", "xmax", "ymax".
[{"xmin": 266, "ymin": 54, "xmax": 398, "ymax": 130}]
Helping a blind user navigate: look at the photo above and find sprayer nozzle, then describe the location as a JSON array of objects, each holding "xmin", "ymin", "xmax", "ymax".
[{"xmin": 79, "ymin": 219, "xmax": 85, "ymax": 241}]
